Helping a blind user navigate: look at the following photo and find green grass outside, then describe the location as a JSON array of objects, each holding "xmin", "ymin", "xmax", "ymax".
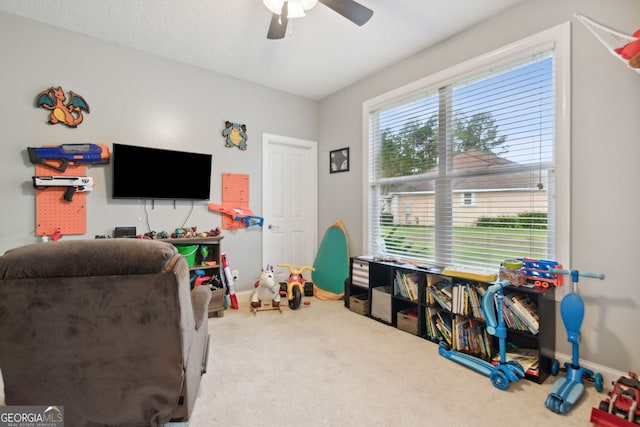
[{"xmin": 381, "ymin": 224, "xmax": 548, "ymax": 268}]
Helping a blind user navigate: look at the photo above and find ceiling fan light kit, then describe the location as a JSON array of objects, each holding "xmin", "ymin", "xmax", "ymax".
[
  {"xmin": 263, "ymin": 0, "xmax": 318, "ymax": 17},
  {"xmin": 265, "ymin": 0, "xmax": 374, "ymax": 40}
]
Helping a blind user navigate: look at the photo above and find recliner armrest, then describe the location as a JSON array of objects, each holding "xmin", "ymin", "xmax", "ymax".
[{"xmin": 191, "ymin": 285, "xmax": 212, "ymax": 330}]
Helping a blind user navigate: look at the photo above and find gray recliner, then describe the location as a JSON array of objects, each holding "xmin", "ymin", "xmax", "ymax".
[{"xmin": 0, "ymin": 239, "xmax": 211, "ymax": 426}]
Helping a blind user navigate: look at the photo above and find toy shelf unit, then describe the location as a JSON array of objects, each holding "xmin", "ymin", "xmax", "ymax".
[
  {"xmin": 164, "ymin": 236, "xmax": 224, "ymax": 317},
  {"xmin": 345, "ymin": 256, "xmax": 556, "ymax": 384}
]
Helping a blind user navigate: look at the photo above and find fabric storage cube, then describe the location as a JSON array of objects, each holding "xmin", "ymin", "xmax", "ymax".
[
  {"xmin": 397, "ymin": 308, "xmax": 419, "ymax": 335},
  {"xmin": 371, "ymin": 286, "xmax": 392, "ymax": 323},
  {"xmin": 351, "ymin": 259, "xmax": 370, "ymax": 288},
  {"xmin": 349, "ymin": 293, "xmax": 369, "ymax": 315}
]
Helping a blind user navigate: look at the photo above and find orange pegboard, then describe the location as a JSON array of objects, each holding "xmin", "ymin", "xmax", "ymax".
[
  {"xmin": 221, "ymin": 173, "xmax": 249, "ymax": 230},
  {"xmin": 35, "ymin": 164, "xmax": 87, "ymax": 237}
]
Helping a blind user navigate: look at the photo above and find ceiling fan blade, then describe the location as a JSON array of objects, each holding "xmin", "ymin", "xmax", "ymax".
[
  {"xmin": 319, "ymin": 0, "xmax": 373, "ymax": 26},
  {"xmin": 267, "ymin": 2, "xmax": 289, "ymax": 39}
]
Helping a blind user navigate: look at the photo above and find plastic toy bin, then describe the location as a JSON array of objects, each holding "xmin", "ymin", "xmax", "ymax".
[{"xmin": 175, "ymin": 244, "xmax": 198, "ymax": 267}]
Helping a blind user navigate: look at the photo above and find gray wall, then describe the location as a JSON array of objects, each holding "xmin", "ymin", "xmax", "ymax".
[
  {"xmin": 0, "ymin": 12, "xmax": 318, "ymax": 291},
  {"xmin": 318, "ymin": 0, "xmax": 640, "ymax": 378}
]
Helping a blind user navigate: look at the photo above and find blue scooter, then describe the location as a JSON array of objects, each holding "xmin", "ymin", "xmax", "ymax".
[
  {"xmin": 545, "ymin": 267, "xmax": 605, "ymax": 414},
  {"xmin": 439, "ymin": 280, "xmax": 525, "ymax": 391}
]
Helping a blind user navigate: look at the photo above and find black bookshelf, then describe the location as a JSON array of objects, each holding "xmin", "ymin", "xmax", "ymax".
[{"xmin": 345, "ymin": 256, "xmax": 555, "ymax": 384}]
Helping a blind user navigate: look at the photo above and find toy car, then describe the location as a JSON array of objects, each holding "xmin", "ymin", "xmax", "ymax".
[{"xmin": 591, "ymin": 372, "xmax": 640, "ymax": 426}]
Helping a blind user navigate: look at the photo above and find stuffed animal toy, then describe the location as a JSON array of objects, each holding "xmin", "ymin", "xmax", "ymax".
[
  {"xmin": 251, "ymin": 265, "xmax": 280, "ymax": 308},
  {"xmin": 615, "ymin": 28, "xmax": 640, "ymax": 68}
]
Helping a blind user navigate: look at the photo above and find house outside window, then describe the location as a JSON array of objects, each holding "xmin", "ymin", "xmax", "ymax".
[{"xmin": 364, "ymin": 24, "xmax": 570, "ymax": 269}]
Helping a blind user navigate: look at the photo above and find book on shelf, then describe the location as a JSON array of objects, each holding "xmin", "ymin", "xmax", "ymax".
[
  {"xmin": 453, "ymin": 316, "xmax": 470, "ymax": 351},
  {"xmin": 434, "ymin": 312, "xmax": 452, "ymax": 345},
  {"xmin": 451, "ymin": 285, "xmax": 459, "ymax": 313},
  {"xmin": 441, "ymin": 285, "xmax": 452, "ymax": 299},
  {"xmin": 451, "ymin": 285, "xmax": 464, "ymax": 315},
  {"xmin": 468, "ymin": 319, "xmax": 491, "ymax": 358},
  {"xmin": 427, "ymin": 281, "xmax": 452, "ymax": 311},
  {"xmin": 468, "ymin": 284, "xmax": 485, "ymax": 320},
  {"xmin": 500, "ymin": 297, "xmax": 536, "ymax": 334},
  {"xmin": 453, "ymin": 283, "xmax": 484, "ymax": 319},
  {"xmin": 505, "ymin": 293, "xmax": 539, "ymax": 334},
  {"xmin": 500, "ymin": 298, "xmax": 519, "ymax": 330},
  {"xmin": 453, "ymin": 316, "xmax": 492, "ymax": 356},
  {"xmin": 465, "ymin": 286, "xmax": 470, "ymax": 315},
  {"xmin": 395, "ymin": 271, "xmax": 418, "ymax": 301},
  {"xmin": 425, "ymin": 307, "xmax": 439, "ymax": 340},
  {"xmin": 491, "ymin": 347, "xmax": 539, "ymax": 376},
  {"xmin": 426, "ymin": 289, "xmax": 434, "ymax": 305}
]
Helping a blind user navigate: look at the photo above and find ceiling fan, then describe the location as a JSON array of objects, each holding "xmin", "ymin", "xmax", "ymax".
[{"xmin": 264, "ymin": 0, "xmax": 374, "ymax": 40}]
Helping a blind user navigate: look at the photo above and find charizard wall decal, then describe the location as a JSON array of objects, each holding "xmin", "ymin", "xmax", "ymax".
[{"xmin": 36, "ymin": 86, "xmax": 90, "ymax": 128}]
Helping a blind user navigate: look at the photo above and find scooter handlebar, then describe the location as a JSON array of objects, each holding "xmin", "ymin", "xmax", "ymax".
[
  {"xmin": 548, "ymin": 268, "xmax": 604, "ymax": 281},
  {"xmin": 482, "ymin": 281, "xmax": 508, "ymax": 334}
]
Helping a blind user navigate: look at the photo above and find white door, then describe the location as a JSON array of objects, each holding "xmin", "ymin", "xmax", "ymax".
[{"xmin": 262, "ymin": 134, "xmax": 318, "ymax": 271}]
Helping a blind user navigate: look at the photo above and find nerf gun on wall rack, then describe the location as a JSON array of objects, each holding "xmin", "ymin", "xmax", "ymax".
[
  {"xmin": 208, "ymin": 203, "xmax": 264, "ymax": 228},
  {"xmin": 33, "ymin": 176, "xmax": 94, "ymax": 201},
  {"xmin": 28, "ymin": 143, "xmax": 110, "ymax": 172}
]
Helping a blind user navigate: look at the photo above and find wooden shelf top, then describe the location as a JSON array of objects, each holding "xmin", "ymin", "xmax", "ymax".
[{"xmin": 160, "ymin": 236, "xmax": 224, "ymax": 244}]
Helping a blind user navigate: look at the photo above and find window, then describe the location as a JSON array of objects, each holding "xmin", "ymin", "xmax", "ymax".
[
  {"xmin": 364, "ymin": 24, "xmax": 570, "ymax": 270},
  {"xmin": 461, "ymin": 192, "xmax": 474, "ymax": 206}
]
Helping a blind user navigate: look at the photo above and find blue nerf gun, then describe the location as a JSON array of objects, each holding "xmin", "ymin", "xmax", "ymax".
[{"xmin": 28, "ymin": 143, "xmax": 110, "ymax": 172}]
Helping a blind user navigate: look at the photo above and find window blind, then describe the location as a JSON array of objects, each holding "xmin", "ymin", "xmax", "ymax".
[{"xmin": 368, "ymin": 51, "xmax": 555, "ymax": 269}]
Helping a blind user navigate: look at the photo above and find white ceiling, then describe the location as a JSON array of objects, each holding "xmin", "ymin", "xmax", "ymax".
[{"xmin": 0, "ymin": 0, "xmax": 524, "ymax": 100}]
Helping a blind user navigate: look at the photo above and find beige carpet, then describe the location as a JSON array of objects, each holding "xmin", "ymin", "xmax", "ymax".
[
  {"xmin": 0, "ymin": 291, "xmax": 603, "ymax": 426},
  {"xmin": 171, "ymin": 292, "xmax": 602, "ymax": 427}
]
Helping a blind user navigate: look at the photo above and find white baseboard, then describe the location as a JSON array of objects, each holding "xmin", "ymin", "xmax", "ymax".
[{"xmin": 236, "ymin": 289, "xmax": 254, "ymax": 302}]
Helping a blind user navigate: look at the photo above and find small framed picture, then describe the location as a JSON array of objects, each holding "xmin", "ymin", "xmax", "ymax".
[{"xmin": 330, "ymin": 147, "xmax": 349, "ymax": 173}]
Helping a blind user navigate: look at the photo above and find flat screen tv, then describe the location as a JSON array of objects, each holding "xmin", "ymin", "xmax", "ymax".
[{"xmin": 112, "ymin": 143, "xmax": 212, "ymax": 200}]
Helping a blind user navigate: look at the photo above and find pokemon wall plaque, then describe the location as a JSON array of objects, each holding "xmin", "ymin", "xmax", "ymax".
[
  {"xmin": 36, "ymin": 86, "xmax": 90, "ymax": 128},
  {"xmin": 222, "ymin": 121, "xmax": 247, "ymax": 150}
]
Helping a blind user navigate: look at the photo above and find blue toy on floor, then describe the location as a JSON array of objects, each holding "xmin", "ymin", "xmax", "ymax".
[
  {"xmin": 439, "ymin": 280, "xmax": 525, "ymax": 391},
  {"xmin": 545, "ymin": 267, "xmax": 605, "ymax": 414}
]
